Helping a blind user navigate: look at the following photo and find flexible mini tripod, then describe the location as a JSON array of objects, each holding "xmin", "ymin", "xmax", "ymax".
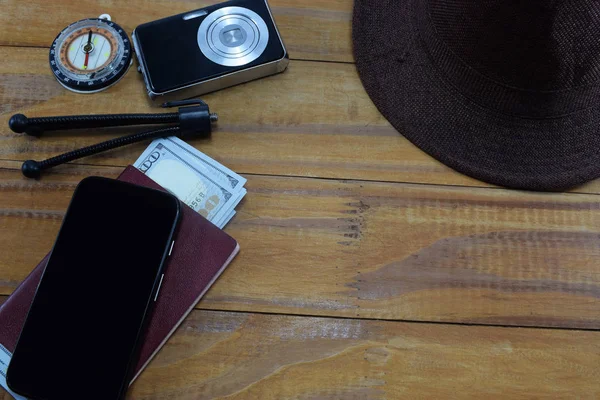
[{"xmin": 9, "ymin": 99, "xmax": 218, "ymax": 179}]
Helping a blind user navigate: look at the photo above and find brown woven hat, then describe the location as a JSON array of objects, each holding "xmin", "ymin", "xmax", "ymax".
[{"xmin": 353, "ymin": 0, "xmax": 600, "ymax": 191}]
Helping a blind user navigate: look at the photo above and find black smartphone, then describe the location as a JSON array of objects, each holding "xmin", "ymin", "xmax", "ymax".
[{"xmin": 7, "ymin": 176, "xmax": 180, "ymax": 400}]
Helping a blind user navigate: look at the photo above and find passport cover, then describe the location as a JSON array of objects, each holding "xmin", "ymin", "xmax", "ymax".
[{"xmin": 0, "ymin": 166, "xmax": 239, "ymax": 383}]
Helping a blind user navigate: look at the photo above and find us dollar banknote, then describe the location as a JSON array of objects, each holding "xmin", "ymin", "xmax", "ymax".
[
  {"xmin": 162, "ymin": 137, "xmax": 247, "ymax": 190},
  {"xmin": 134, "ymin": 138, "xmax": 246, "ymax": 228}
]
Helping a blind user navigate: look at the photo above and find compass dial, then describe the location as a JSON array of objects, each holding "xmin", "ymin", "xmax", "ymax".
[{"xmin": 50, "ymin": 18, "xmax": 132, "ymax": 93}]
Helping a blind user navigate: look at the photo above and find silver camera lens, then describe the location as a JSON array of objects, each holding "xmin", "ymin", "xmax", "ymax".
[{"xmin": 197, "ymin": 6, "xmax": 270, "ymax": 67}]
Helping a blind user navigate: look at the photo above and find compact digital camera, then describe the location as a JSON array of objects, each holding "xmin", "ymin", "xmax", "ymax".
[{"xmin": 132, "ymin": 0, "xmax": 289, "ymax": 101}]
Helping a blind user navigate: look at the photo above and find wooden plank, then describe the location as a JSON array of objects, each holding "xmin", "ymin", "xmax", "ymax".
[
  {"xmin": 0, "ymin": 47, "xmax": 477, "ymax": 187},
  {"xmin": 1, "ymin": 307, "xmax": 598, "ymax": 398},
  {"xmin": 0, "ymin": 0, "xmax": 353, "ymax": 63},
  {"xmin": 2, "ymin": 162, "xmax": 600, "ymax": 329},
  {"xmin": 79, "ymin": 310, "xmax": 600, "ymax": 398},
  {"xmin": 3, "ymin": 47, "xmax": 600, "ymax": 194}
]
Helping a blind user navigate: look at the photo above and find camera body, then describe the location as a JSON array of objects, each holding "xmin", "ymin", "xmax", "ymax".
[{"xmin": 133, "ymin": 0, "xmax": 288, "ymax": 101}]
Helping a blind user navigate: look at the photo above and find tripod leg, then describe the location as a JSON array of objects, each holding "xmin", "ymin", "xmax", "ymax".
[
  {"xmin": 9, "ymin": 113, "xmax": 179, "ymax": 136},
  {"xmin": 22, "ymin": 127, "xmax": 181, "ymax": 178}
]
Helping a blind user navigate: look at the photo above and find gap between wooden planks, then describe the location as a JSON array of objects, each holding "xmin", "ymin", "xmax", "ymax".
[
  {"xmin": 0, "ymin": 0, "xmax": 354, "ymax": 63},
  {"xmin": 2, "ymin": 46, "xmax": 600, "ymax": 194},
  {"xmin": 1, "ymin": 294, "xmax": 598, "ymax": 399},
  {"xmin": 1, "ymin": 161, "xmax": 600, "ymax": 330}
]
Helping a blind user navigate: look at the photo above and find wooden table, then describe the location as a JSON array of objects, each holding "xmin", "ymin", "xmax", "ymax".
[{"xmin": 1, "ymin": 1, "xmax": 600, "ymax": 398}]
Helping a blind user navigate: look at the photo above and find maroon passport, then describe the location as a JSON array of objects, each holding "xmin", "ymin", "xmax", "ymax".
[{"xmin": 0, "ymin": 166, "xmax": 239, "ymax": 382}]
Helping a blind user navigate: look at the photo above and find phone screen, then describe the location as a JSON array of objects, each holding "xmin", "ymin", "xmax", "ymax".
[{"xmin": 7, "ymin": 177, "xmax": 180, "ymax": 400}]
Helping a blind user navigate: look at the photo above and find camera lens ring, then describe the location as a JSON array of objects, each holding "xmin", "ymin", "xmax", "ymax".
[{"xmin": 198, "ymin": 6, "xmax": 270, "ymax": 67}]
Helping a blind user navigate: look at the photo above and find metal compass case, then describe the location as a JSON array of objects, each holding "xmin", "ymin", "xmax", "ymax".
[{"xmin": 132, "ymin": 0, "xmax": 289, "ymax": 101}]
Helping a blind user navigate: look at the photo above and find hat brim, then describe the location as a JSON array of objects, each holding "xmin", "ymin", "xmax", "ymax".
[{"xmin": 353, "ymin": 0, "xmax": 600, "ymax": 191}]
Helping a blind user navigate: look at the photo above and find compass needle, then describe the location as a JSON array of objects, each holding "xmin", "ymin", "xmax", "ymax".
[{"xmin": 83, "ymin": 30, "xmax": 93, "ymax": 69}]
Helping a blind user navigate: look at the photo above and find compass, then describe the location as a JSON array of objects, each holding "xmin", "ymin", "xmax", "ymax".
[{"xmin": 49, "ymin": 15, "xmax": 132, "ymax": 93}]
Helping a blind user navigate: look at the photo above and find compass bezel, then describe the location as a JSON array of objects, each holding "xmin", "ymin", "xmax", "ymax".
[{"xmin": 49, "ymin": 18, "xmax": 132, "ymax": 93}]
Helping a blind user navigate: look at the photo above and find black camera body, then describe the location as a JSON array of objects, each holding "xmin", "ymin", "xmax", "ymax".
[{"xmin": 133, "ymin": 0, "xmax": 288, "ymax": 101}]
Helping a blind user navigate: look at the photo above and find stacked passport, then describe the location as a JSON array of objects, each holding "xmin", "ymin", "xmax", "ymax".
[{"xmin": 0, "ymin": 166, "xmax": 239, "ymax": 395}]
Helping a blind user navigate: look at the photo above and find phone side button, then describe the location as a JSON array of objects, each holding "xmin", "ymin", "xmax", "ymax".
[
  {"xmin": 169, "ymin": 240, "xmax": 175, "ymax": 256},
  {"xmin": 154, "ymin": 274, "xmax": 165, "ymax": 302}
]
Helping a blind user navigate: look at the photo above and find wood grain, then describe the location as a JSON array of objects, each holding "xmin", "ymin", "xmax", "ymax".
[
  {"xmin": 100, "ymin": 310, "xmax": 600, "ymax": 399},
  {"xmin": 2, "ymin": 162, "xmax": 600, "ymax": 329},
  {"xmin": 0, "ymin": 0, "xmax": 353, "ymax": 63},
  {"xmin": 2, "ymin": 47, "xmax": 600, "ymax": 194},
  {"xmin": 2, "ymin": 1, "xmax": 599, "ymax": 398},
  {"xmin": 1, "ymin": 305, "xmax": 598, "ymax": 399}
]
